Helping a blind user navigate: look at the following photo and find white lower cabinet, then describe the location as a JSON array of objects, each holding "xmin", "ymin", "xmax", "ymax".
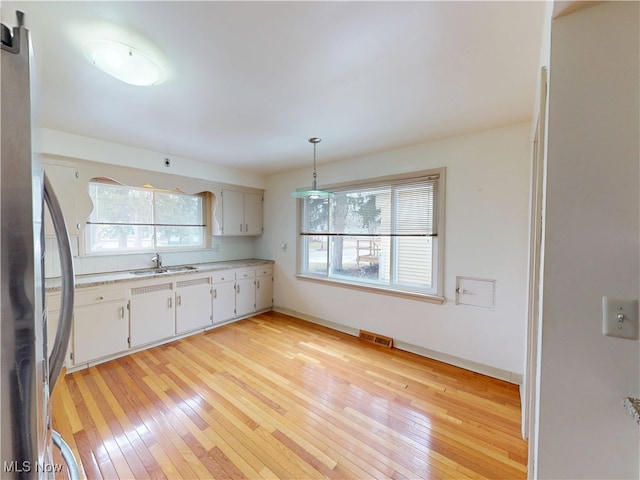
[
  {"xmin": 212, "ymin": 271, "xmax": 236, "ymax": 325},
  {"xmin": 129, "ymin": 282, "xmax": 175, "ymax": 348},
  {"xmin": 235, "ymin": 269, "xmax": 256, "ymax": 317},
  {"xmin": 72, "ymin": 287, "xmax": 128, "ymax": 365},
  {"xmin": 255, "ymin": 265, "xmax": 273, "ymax": 312},
  {"xmin": 176, "ymin": 277, "xmax": 212, "ymax": 334}
]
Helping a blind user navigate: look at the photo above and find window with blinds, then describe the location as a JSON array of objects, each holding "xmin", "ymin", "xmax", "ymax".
[
  {"xmin": 298, "ymin": 169, "xmax": 444, "ymax": 297},
  {"xmin": 87, "ymin": 180, "xmax": 206, "ymax": 253}
]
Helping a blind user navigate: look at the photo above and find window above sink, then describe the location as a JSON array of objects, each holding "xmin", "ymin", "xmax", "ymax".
[{"xmin": 87, "ymin": 179, "xmax": 207, "ymax": 254}]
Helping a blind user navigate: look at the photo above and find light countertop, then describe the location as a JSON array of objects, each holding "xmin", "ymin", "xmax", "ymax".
[{"xmin": 45, "ymin": 258, "xmax": 273, "ymax": 292}]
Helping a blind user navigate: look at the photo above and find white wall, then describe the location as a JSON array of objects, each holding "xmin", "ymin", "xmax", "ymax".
[
  {"xmin": 535, "ymin": 2, "xmax": 640, "ymax": 478},
  {"xmin": 257, "ymin": 123, "xmax": 531, "ymax": 379},
  {"xmin": 39, "ymin": 128, "xmax": 265, "ymax": 189}
]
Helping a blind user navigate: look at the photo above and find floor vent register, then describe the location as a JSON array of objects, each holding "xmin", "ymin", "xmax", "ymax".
[{"xmin": 358, "ymin": 330, "xmax": 393, "ymax": 348}]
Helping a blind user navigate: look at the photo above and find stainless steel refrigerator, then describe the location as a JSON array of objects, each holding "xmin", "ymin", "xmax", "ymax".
[{"xmin": 1, "ymin": 11, "xmax": 79, "ymax": 479}]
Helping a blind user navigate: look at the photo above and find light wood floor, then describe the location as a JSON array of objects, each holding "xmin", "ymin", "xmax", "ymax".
[{"xmin": 51, "ymin": 311, "xmax": 527, "ymax": 479}]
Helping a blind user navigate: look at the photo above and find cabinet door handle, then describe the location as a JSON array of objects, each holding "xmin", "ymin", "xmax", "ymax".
[
  {"xmin": 257, "ymin": 280, "xmax": 260, "ymax": 289},
  {"xmin": 240, "ymin": 223, "xmax": 243, "ymax": 232},
  {"xmin": 119, "ymin": 306, "xmax": 125, "ymax": 319},
  {"xmin": 236, "ymin": 284, "xmax": 240, "ymax": 294},
  {"xmin": 168, "ymin": 297, "xmax": 173, "ymax": 308},
  {"xmin": 177, "ymin": 295, "xmax": 182, "ymax": 306},
  {"xmin": 245, "ymin": 223, "xmax": 248, "ymax": 233},
  {"xmin": 213, "ymin": 289, "xmax": 217, "ymax": 299}
]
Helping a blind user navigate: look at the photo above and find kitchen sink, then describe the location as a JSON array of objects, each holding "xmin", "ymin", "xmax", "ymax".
[
  {"xmin": 130, "ymin": 265, "xmax": 197, "ymax": 276},
  {"xmin": 164, "ymin": 265, "xmax": 198, "ymax": 273}
]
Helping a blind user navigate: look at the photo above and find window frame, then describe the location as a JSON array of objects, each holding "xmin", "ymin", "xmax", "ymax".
[
  {"xmin": 85, "ymin": 180, "xmax": 209, "ymax": 255},
  {"xmin": 295, "ymin": 168, "xmax": 446, "ymax": 303}
]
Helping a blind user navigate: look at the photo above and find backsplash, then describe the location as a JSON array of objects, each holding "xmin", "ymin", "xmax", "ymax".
[{"xmin": 44, "ymin": 235, "xmax": 257, "ymax": 278}]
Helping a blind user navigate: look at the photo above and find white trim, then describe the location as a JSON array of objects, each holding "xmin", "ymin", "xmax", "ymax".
[{"xmin": 524, "ymin": 66, "xmax": 548, "ymax": 468}]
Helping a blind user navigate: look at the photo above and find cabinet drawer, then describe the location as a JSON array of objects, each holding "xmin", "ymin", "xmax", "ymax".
[
  {"xmin": 212, "ymin": 271, "xmax": 235, "ymax": 283},
  {"xmin": 235, "ymin": 269, "xmax": 255, "ymax": 280},
  {"xmin": 75, "ymin": 287, "xmax": 126, "ymax": 307},
  {"xmin": 256, "ymin": 265, "xmax": 273, "ymax": 277}
]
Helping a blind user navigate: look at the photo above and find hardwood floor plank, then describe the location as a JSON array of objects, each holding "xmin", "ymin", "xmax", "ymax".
[
  {"xmin": 56, "ymin": 377, "xmax": 85, "ymax": 435},
  {"xmin": 50, "ymin": 381, "xmax": 87, "ymax": 479},
  {"xmin": 82, "ymin": 371, "xmax": 150, "ymax": 479},
  {"xmin": 72, "ymin": 429, "xmax": 103, "ymax": 480},
  {"xmin": 202, "ymin": 426, "xmax": 275, "ymax": 480},
  {"xmin": 113, "ymin": 358, "xmax": 205, "ymax": 479},
  {"xmin": 52, "ymin": 311, "xmax": 527, "ymax": 479},
  {"xmin": 67, "ymin": 374, "xmax": 121, "ymax": 478},
  {"xmin": 148, "ymin": 444, "xmax": 181, "ymax": 480}
]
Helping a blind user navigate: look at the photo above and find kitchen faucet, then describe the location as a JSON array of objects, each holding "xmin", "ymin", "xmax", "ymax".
[{"xmin": 152, "ymin": 252, "xmax": 162, "ymax": 269}]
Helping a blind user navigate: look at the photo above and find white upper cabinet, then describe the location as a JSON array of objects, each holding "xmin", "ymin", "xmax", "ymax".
[
  {"xmin": 219, "ymin": 189, "xmax": 263, "ymax": 236},
  {"xmin": 221, "ymin": 189, "xmax": 244, "ymax": 235},
  {"xmin": 243, "ymin": 192, "xmax": 263, "ymax": 235}
]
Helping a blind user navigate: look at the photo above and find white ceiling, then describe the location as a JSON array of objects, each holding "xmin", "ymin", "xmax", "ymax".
[{"xmin": 2, "ymin": 1, "xmax": 546, "ymax": 175}]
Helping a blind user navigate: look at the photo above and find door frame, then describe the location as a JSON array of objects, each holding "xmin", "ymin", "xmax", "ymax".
[{"xmin": 523, "ymin": 66, "xmax": 548, "ymax": 478}]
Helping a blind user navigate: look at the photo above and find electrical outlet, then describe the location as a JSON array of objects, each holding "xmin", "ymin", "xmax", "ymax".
[{"xmin": 602, "ymin": 297, "xmax": 639, "ymax": 340}]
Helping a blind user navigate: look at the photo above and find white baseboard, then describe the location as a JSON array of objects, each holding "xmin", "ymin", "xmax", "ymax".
[{"xmin": 273, "ymin": 306, "xmax": 523, "ymax": 385}]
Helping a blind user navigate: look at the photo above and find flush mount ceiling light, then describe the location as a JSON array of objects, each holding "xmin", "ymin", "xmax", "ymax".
[
  {"xmin": 291, "ymin": 137, "xmax": 332, "ymax": 199},
  {"xmin": 83, "ymin": 40, "xmax": 165, "ymax": 86}
]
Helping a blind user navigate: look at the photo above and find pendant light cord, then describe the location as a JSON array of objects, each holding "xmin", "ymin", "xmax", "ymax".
[
  {"xmin": 312, "ymin": 141, "xmax": 318, "ymax": 190},
  {"xmin": 309, "ymin": 137, "xmax": 321, "ymax": 191},
  {"xmin": 291, "ymin": 137, "xmax": 326, "ymax": 198}
]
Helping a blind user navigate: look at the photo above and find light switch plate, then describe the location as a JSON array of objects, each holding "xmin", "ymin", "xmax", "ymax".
[{"xmin": 602, "ymin": 297, "xmax": 639, "ymax": 340}]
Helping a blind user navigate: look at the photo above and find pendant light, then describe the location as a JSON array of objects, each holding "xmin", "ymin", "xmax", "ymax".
[{"xmin": 291, "ymin": 137, "xmax": 332, "ymax": 199}]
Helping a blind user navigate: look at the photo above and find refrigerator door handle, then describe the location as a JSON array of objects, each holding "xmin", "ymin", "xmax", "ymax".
[
  {"xmin": 44, "ymin": 172, "xmax": 75, "ymax": 394},
  {"xmin": 52, "ymin": 429, "xmax": 80, "ymax": 480}
]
